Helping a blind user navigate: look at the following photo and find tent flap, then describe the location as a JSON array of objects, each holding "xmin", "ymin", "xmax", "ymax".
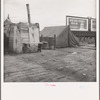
[{"xmin": 68, "ymin": 27, "xmax": 79, "ymax": 47}]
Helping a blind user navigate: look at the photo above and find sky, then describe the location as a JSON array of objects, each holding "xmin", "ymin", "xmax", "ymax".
[{"xmin": 3, "ymin": 0, "xmax": 96, "ymax": 30}]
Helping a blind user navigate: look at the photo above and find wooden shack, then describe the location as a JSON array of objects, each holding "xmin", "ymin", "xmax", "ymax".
[{"xmin": 4, "ymin": 19, "xmax": 40, "ymax": 53}]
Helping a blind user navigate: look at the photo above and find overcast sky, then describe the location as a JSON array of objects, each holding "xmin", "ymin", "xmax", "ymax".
[{"xmin": 4, "ymin": 0, "xmax": 96, "ymax": 30}]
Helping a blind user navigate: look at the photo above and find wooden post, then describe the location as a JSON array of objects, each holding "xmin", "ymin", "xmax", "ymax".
[
  {"xmin": 68, "ymin": 26, "xmax": 70, "ymax": 47},
  {"xmin": 41, "ymin": 35, "xmax": 43, "ymax": 42},
  {"xmin": 79, "ymin": 36, "xmax": 81, "ymax": 42},
  {"xmin": 54, "ymin": 35, "xmax": 56, "ymax": 50},
  {"xmin": 40, "ymin": 35, "xmax": 43, "ymax": 49}
]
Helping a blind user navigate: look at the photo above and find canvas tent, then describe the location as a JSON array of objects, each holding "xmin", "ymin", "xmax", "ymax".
[{"xmin": 40, "ymin": 26, "xmax": 79, "ymax": 48}]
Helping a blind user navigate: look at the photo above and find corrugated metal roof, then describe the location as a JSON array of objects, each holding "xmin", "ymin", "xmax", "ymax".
[{"xmin": 40, "ymin": 26, "xmax": 67, "ymax": 37}]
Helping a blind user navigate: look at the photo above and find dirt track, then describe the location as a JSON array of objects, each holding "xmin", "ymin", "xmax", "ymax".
[{"xmin": 4, "ymin": 44, "xmax": 96, "ymax": 82}]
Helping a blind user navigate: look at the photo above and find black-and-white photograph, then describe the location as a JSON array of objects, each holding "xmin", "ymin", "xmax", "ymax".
[{"xmin": 4, "ymin": 0, "xmax": 96, "ymax": 82}]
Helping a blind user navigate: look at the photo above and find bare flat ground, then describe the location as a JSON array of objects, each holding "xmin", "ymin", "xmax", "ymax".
[{"xmin": 4, "ymin": 44, "xmax": 96, "ymax": 82}]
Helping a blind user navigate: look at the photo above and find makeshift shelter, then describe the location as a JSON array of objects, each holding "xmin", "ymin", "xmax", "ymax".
[
  {"xmin": 4, "ymin": 5, "xmax": 41, "ymax": 53},
  {"xmin": 4, "ymin": 19, "xmax": 40, "ymax": 53},
  {"xmin": 40, "ymin": 26, "xmax": 79, "ymax": 48}
]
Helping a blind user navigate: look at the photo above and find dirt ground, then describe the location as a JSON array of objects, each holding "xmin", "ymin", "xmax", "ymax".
[{"xmin": 4, "ymin": 44, "xmax": 96, "ymax": 82}]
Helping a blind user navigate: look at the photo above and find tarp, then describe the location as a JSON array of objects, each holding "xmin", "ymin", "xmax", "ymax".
[
  {"xmin": 33, "ymin": 28, "xmax": 40, "ymax": 43},
  {"xmin": 9, "ymin": 25, "xmax": 22, "ymax": 53},
  {"xmin": 40, "ymin": 25, "xmax": 79, "ymax": 48},
  {"xmin": 68, "ymin": 26, "xmax": 79, "ymax": 47},
  {"xmin": 29, "ymin": 27, "xmax": 35, "ymax": 43}
]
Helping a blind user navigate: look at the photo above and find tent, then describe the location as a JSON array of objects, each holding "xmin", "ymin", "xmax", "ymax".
[{"xmin": 40, "ymin": 25, "xmax": 79, "ymax": 48}]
